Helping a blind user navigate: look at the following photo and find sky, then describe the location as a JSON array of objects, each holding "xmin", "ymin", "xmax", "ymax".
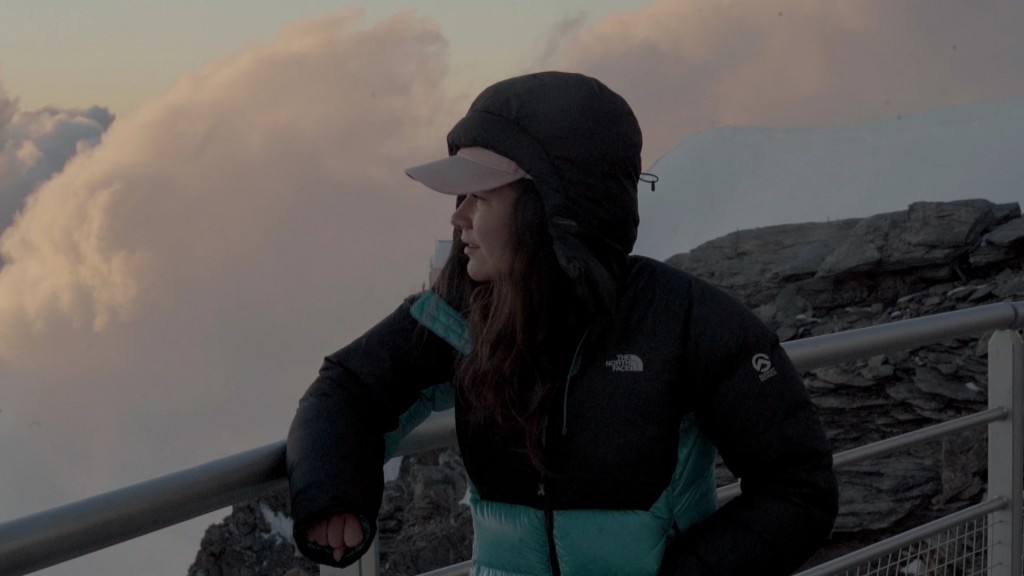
[
  {"xmin": 634, "ymin": 96, "xmax": 1024, "ymax": 260},
  {"xmin": 1, "ymin": 1, "xmax": 1024, "ymax": 575}
]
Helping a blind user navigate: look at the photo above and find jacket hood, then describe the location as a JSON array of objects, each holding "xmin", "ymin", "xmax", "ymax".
[{"xmin": 446, "ymin": 71, "xmax": 642, "ymax": 316}]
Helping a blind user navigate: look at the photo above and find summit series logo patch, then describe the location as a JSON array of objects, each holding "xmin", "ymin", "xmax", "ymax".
[
  {"xmin": 752, "ymin": 353, "xmax": 778, "ymax": 382},
  {"xmin": 606, "ymin": 354, "xmax": 644, "ymax": 373}
]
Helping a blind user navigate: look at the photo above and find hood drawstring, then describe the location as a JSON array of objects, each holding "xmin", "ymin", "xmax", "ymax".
[
  {"xmin": 639, "ymin": 172, "xmax": 659, "ymax": 192},
  {"xmin": 562, "ymin": 330, "xmax": 589, "ymax": 436}
]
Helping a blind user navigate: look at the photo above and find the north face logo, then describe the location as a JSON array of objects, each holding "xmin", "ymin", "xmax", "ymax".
[
  {"xmin": 606, "ymin": 354, "xmax": 644, "ymax": 372},
  {"xmin": 752, "ymin": 353, "xmax": 778, "ymax": 382}
]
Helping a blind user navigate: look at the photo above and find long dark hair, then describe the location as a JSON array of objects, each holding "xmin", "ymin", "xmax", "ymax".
[{"xmin": 433, "ymin": 179, "xmax": 583, "ymax": 470}]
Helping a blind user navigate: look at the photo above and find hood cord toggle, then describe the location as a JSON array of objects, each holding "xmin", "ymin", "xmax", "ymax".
[{"xmin": 639, "ymin": 172, "xmax": 659, "ymax": 191}]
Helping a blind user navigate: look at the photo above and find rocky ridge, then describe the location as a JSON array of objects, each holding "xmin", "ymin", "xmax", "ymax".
[
  {"xmin": 190, "ymin": 198, "xmax": 1024, "ymax": 575},
  {"xmin": 187, "ymin": 489, "xmax": 318, "ymax": 576}
]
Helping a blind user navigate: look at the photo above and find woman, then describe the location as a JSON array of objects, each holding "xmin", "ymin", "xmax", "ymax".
[{"xmin": 287, "ymin": 71, "xmax": 838, "ymax": 575}]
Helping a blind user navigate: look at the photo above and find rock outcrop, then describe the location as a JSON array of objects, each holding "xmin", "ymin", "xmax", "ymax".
[
  {"xmin": 188, "ymin": 489, "xmax": 318, "ymax": 576},
  {"xmin": 191, "ymin": 199, "xmax": 1024, "ymax": 575},
  {"xmin": 672, "ymin": 198, "xmax": 1024, "ymax": 561},
  {"xmin": 668, "ymin": 199, "xmax": 1023, "ymax": 311},
  {"xmin": 375, "ymin": 448, "xmax": 473, "ymax": 574}
]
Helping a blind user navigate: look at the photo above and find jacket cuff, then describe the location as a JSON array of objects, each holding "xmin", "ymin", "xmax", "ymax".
[{"xmin": 293, "ymin": 515, "xmax": 377, "ymax": 568}]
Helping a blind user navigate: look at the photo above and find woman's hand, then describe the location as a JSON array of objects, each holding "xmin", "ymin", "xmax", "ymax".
[{"xmin": 307, "ymin": 513, "xmax": 365, "ymax": 562}]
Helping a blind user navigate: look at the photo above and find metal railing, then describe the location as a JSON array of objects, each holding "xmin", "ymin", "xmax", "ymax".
[{"xmin": 1, "ymin": 301, "xmax": 1022, "ymax": 576}]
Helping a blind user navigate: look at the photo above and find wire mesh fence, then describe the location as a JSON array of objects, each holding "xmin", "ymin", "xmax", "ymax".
[{"xmin": 814, "ymin": 516, "xmax": 996, "ymax": 576}]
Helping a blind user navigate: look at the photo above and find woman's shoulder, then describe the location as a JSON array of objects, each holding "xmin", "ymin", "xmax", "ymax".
[
  {"xmin": 623, "ymin": 255, "xmax": 753, "ymax": 317},
  {"xmin": 626, "ymin": 255, "xmax": 711, "ymax": 293},
  {"xmin": 622, "ymin": 256, "xmax": 777, "ymax": 357}
]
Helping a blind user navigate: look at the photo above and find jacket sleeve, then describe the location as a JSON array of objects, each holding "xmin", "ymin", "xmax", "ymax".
[
  {"xmin": 286, "ymin": 294, "xmax": 456, "ymax": 568},
  {"xmin": 661, "ymin": 281, "xmax": 838, "ymax": 576}
]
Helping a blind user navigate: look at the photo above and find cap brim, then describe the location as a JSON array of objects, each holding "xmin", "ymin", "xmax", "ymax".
[{"xmin": 405, "ymin": 155, "xmax": 524, "ymax": 196}]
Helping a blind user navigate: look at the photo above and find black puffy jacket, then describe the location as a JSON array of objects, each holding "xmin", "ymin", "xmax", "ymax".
[{"xmin": 287, "ymin": 72, "xmax": 837, "ymax": 574}]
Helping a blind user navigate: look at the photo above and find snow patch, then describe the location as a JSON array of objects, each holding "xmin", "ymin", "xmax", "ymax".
[
  {"xmin": 900, "ymin": 558, "xmax": 929, "ymax": 575},
  {"xmin": 384, "ymin": 457, "xmax": 402, "ymax": 482},
  {"xmin": 260, "ymin": 503, "xmax": 302, "ymax": 556}
]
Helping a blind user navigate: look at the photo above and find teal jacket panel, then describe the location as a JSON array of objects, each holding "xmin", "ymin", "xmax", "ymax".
[
  {"xmin": 410, "ymin": 290, "xmax": 472, "ymax": 355},
  {"xmin": 667, "ymin": 415, "xmax": 718, "ymax": 528},
  {"xmin": 383, "ymin": 382, "xmax": 455, "ymax": 460},
  {"xmin": 381, "ymin": 289, "xmax": 462, "ymax": 459},
  {"xmin": 470, "ymin": 493, "xmax": 553, "ymax": 576},
  {"xmin": 470, "ymin": 417, "xmax": 718, "ymax": 576}
]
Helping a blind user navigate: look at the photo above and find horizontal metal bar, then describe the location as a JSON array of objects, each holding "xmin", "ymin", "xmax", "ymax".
[
  {"xmin": 783, "ymin": 301, "xmax": 1024, "ymax": 371},
  {"xmin": 794, "ymin": 497, "xmax": 1006, "ymax": 576},
  {"xmin": 0, "ymin": 441, "xmax": 287, "ymax": 576},
  {"xmin": 832, "ymin": 407, "xmax": 1007, "ymax": 467},
  {"xmin": 391, "ymin": 410, "xmax": 457, "ymax": 457},
  {"xmin": 0, "ymin": 416, "xmax": 461, "ymax": 576},
  {"xmin": 0, "ymin": 412, "xmax": 461, "ymax": 576},
  {"xmin": 716, "ymin": 407, "xmax": 1007, "ymax": 504}
]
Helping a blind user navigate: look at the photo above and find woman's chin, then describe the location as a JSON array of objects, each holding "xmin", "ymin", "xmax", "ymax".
[{"xmin": 466, "ymin": 262, "xmax": 493, "ymax": 283}]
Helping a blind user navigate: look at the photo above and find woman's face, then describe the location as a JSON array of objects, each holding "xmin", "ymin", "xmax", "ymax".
[{"xmin": 450, "ymin": 183, "xmax": 519, "ymax": 282}]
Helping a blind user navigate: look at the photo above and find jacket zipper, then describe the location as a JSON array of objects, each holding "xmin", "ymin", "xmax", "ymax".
[
  {"xmin": 561, "ymin": 330, "xmax": 589, "ymax": 436},
  {"xmin": 544, "ymin": 489, "xmax": 561, "ymax": 576},
  {"xmin": 538, "ymin": 331, "xmax": 587, "ymax": 576}
]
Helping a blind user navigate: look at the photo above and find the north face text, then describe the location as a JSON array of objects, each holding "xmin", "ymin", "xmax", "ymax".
[{"xmin": 606, "ymin": 354, "xmax": 644, "ymax": 372}]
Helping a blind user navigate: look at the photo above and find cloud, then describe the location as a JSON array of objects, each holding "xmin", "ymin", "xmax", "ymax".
[
  {"xmin": 525, "ymin": 12, "xmax": 590, "ymax": 72},
  {"xmin": 554, "ymin": 0, "xmax": 1024, "ymax": 166},
  {"xmin": 0, "ymin": 81, "xmax": 113, "ymax": 233},
  {"xmin": 0, "ymin": 9, "xmax": 455, "ymax": 364},
  {"xmin": 0, "ymin": 10, "xmax": 460, "ymax": 574}
]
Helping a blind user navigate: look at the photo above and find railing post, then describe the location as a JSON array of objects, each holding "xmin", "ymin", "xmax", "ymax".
[
  {"xmin": 320, "ymin": 539, "xmax": 379, "ymax": 576},
  {"xmin": 987, "ymin": 329, "xmax": 1023, "ymax": 576}
]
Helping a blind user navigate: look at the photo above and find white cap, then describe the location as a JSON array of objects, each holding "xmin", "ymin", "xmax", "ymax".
[{"xmin": 405, "ymin": 147, "xmax": 531, "ymax": 195}]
